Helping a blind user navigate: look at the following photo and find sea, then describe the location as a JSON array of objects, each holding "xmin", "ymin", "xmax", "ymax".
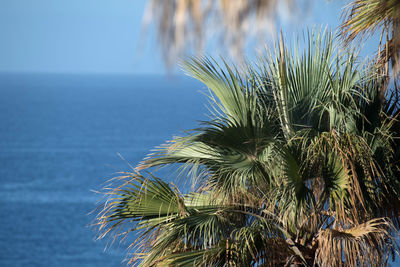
[
  {"xmin": 2, "ymin": 73, "xmax": 400, "ymax": 267},
  {"xmin": 0, "ymin": 73, "xmax": 207, "ymax": 266}
]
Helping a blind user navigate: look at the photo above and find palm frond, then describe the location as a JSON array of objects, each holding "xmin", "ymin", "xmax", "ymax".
[
  {"xmin": 315, "ymin": 218, "xmax": 398, "ymax": 266},
  {"xmin": 96, "ymin": 29, "xmax": 400, "ymax": 266},
  {"xmin": 341, "ymin": 0, "xmax": 400, "ymax": 77},
  {"xmin": 142, "ymin": 0, "xmax": 305, "ymax": 66},
  {"xmin": 341, "ymin": 0, "xmax": 400, "ymax": 41}
]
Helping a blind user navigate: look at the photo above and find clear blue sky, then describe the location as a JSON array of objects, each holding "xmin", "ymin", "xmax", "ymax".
[
  {"xmin": 0, "ymin": 0, "xmax": 164, "ymax": 74},
  {"xmin": 0, "ymin": 0, "xmax": 378, "ymax": 75}
]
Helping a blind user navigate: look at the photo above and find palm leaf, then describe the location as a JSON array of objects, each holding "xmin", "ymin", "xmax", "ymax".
[{"xmin": 315, "ymin": 218, "xmax": 398, "ymax": 266}]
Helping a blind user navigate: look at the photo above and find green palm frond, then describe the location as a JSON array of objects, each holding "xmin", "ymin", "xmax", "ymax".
[
  {"xmin": 321, "ymin": 152, "xmax": 349, "ymax": 204},
  {"xmin": 96, "ymin": 29, "xmax": 400, "ymax": 266},
  {"xmin": 183, "ymin": 57, "xmax": 263, "ymax": 127}
]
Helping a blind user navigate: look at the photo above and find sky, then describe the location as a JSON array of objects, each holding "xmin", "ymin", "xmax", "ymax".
[
  {"xmin": 0, "ymin": 0, "xmax": 163, "ymax": 74},
  {"xmin": 0, "ymin": 0, "xmax": 379, "ymax": 75}
]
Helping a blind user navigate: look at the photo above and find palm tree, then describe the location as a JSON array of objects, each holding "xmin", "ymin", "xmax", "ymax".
[{"xmin": 95, "ymin": 30, "xmax": 400, "ymax": 266}]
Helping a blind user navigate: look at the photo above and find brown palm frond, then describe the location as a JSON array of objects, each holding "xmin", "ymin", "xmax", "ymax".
[
  {"xmin": 315, "ymin": 217, "xmax": 398, "ymax": 267},
  {"xmin": 142, "ymin": 0, "xmax": 303, "ymax": 66},
  {"xmin": 341, "ymin": 0, "xmax": 400, "ymax": 78},
  {"xmin": 341, "ymin": 0, "xmax": 400, "ymax": 40}
]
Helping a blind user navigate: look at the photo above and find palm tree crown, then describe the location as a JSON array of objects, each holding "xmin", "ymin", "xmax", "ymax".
[{"xmin": 95, "ymin": 30, "xmax": 400, "ymax": 266}]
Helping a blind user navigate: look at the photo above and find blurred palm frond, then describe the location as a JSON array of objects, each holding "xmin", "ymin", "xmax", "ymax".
[{"xmin": 142, "ymin": 0, "xmax": 301, "ymax": 67}]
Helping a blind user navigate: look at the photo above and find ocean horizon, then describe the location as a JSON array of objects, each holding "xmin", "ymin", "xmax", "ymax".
[{"xmin": 0, "ymin": 73, "xmax": 207, "ymax": 266}]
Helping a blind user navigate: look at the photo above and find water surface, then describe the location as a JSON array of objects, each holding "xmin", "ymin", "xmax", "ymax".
[{"xmin": 0, "ymin": 73, "xmax": 206, "ymax": 266}]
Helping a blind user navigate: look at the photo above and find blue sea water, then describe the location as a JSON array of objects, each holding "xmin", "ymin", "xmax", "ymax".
[
  {"xmin": 2, "ymin": 73, "xmax": 400, "ymax": 267},
  {"xmin": 0, "ymin": 73, "xmax": 207, "ymax": 266}
]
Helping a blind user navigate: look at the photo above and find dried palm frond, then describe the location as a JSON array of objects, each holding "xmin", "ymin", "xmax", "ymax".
[
  {"xmin": 315, "ymin": 218, "xmax": 399, "ymax": 267},
  {"xmin": 341, "ymin": 0, "xmax": 400, "ymax": 78},
  {"xmin": 142, "ymin": 0, "xmax": 301, "ymax": 66}
]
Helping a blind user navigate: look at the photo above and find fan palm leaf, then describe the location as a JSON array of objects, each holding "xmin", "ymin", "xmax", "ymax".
[{"xmin": 96, "ymin": 30, "xmax": 400, "ymax": 266}]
